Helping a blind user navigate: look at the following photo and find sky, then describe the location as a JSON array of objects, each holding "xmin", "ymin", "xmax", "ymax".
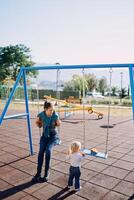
[{"xmin": 0, "ymin": 0, "xmax": 133, "ymax": 86}]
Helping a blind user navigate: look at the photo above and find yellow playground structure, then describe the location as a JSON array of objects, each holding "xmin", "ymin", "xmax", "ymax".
[{"xmin": 43, "ymin": 95, "xmax": 103, "ymax": 119}]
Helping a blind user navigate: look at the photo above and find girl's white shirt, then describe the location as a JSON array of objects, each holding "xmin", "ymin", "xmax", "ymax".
[{"xmin": 66, "ymin": 152, "xmax": 84, "ymax": 167}]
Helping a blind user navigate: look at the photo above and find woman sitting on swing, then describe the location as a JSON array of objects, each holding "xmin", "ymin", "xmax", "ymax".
[{"xmin": 32, "ymin": 101, "xmax": 61, "ymax": 183}]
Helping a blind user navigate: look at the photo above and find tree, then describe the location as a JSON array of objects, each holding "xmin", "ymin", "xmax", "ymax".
[
  {"xmin": 97, "ymin": 77, "xmax": 107, "ymax": 95},
  {"xmin": 84, "ymin": 73, "xmax": 97, "ymax": 92},
  {"xmin": 71, "ymin": 74, "xmax": 88, "ymax": 97},
  {"xmin": 63, "ymin": 81, "xmax": 74, "ymax": 92},
  {"xmin": 0, "ymin": 44, "xmax": 37, "ymax": 82},
  {"xmin": 63, "ymin": 74, "xmax": 88, "ymax": 97},
  {"xmin": 119, "ymin": 87, "xmax": 127, "ymax": 98},
  {"xmin": 0, "ymin": 66, "xmax": 10, "ymax": 82},
  {"xmin": 127, "ymin": 85, "xmax": 130, "ymax": 97},
  {"xmin": 111, "ymin": 86, "xmax": 118, "ymax": 96}
]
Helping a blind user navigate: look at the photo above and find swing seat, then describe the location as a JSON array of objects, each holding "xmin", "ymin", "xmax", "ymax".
[
  {"xmin": 54, "ymin": 137, "xmax": 61, "ymax": 146},
  {"xmin": 82, "ymin": 149, "xmax": 108, "ymax": 159}
]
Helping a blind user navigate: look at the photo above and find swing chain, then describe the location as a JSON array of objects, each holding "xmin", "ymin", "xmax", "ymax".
[
  {"xmin": 36, "ymin": 77, "xmax": 41, "ymax": 137},
  {"xmin": 105, "ymin": 67, "xmax": 113, "ymax": 155},
  {"xmin": 82, "ymin": 68, "xmax": 86, "ymax": 149},
  {"xmin": 56, "ymin": 68, "xmax": 61, "ymax": 144}
]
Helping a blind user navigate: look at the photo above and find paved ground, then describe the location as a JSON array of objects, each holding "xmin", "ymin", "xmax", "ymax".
[{"xmin": 0, "ymin": 109, "xmax": 134, "ymax": 200}]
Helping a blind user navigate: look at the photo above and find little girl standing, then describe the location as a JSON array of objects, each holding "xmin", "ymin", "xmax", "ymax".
[{"xmin": 67, "ymin": 141, "xmax": 85, "ymax": 191}]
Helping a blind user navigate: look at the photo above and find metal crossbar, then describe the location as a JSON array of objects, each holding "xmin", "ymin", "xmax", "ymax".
[{"xmin": 3, "ymin": 113, "xmax": 28, "ymax": 120}]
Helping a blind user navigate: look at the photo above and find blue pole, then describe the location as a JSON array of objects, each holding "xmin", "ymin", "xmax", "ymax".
[
  {"xmin": 23, "ymin": 69, "xmax": 34, "ymax": 155},
  {"xmin": 0, "ymin": 68, "xmax": 23, "ymax": 125},
  {"xmin": 25, "ymin": 63, "xmax": 134, "ymax": 71},
  {"xmin": 129, "ymin": 65, "xmax": 134, "ymax": 120}
]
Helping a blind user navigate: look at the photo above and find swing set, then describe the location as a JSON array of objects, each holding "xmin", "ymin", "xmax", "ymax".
[{"xmin": 0, "ymin": 64, "xmax": 134, "ymax": 159}]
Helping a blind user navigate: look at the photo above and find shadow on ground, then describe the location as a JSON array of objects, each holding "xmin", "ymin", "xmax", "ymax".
[
  {"xmin": 48, "ymin": 186, "xmax": 76, "ymax": 200},
  {"xmin": 0, "ymin": 181, "xmax": 34, "ymax": 200}
]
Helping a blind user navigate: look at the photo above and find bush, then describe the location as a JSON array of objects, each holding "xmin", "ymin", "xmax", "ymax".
[
  {"xmin": 97, "ymin": 100, "xmax": 105, "ymax": 105},
  {"xmin": 91, "ymin": 99, "xmax": 97, "ymax": 104},
  {"xmin": 123, "ymin": 96, "xmax": 131, "ymax": 100},
  {"xmin": 90, "ymin": 99, "xmax": 112, "ymax": 105},
  {"xmin": 113, "ymin": 100, "xmax": 119, "ymax": 105},
  {"xmin": 97, "ymin": 100, "xmax": 112, "ymax": 105},
  {"xmin": 121, "ymin": 100, "xmax": 132, "ymax": 107}
]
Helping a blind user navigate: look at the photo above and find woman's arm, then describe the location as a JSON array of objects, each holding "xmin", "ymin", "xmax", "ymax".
[
  {"xmin": 35, "ymin": 117, "xmax": 43, "ymax": 128},
  {"xmin": 55, "ymin": 119, "xmax": 61, "ymax": 126}
]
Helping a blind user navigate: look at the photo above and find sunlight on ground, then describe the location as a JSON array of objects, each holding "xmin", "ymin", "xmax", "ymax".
[{"xmin": 0, "ymin": 100, "xmax": 132, "ymax": 117}]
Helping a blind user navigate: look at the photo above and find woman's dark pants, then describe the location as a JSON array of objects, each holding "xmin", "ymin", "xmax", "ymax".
[{"xmin": 37, "ymin": 135, "xmax": 56, "ymax": 177}]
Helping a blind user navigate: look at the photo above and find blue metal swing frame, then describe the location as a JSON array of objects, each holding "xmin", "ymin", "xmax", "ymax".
[{"xmin": 0, "ymin": 63, "xmax": 134, "ymax": 156}]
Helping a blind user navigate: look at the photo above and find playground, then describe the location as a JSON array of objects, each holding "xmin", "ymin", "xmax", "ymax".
[
  {"xmin": 0, "ymin": 107, "xmax": 134, "ymax": 199},
  {"xmin": 0, "ymin": 64, "xmax": 134, "ymax": 200},
  {"xmin": 1, "ymin": 0, "xmax": 134, "ymax": 198}
]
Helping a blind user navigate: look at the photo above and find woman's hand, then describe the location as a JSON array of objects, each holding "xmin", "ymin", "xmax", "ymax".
[
  {"xmin": 55, "ymin": 120, "xmax": 61, "ymax": 126},
  {"xmin": 36, "ymin": 118, "xmax": 43, "ymax": 128}
]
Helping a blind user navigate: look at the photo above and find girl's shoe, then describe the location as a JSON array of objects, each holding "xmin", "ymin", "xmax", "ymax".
[{"xmin": 75, "ymin": 186, "xmax": 82, "ymax": 192}]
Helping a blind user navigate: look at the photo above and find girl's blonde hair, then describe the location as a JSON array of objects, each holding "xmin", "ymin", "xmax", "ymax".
[{"xmin": 69, "ymin": 141, "xmax": 81, "ymax": 154}]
